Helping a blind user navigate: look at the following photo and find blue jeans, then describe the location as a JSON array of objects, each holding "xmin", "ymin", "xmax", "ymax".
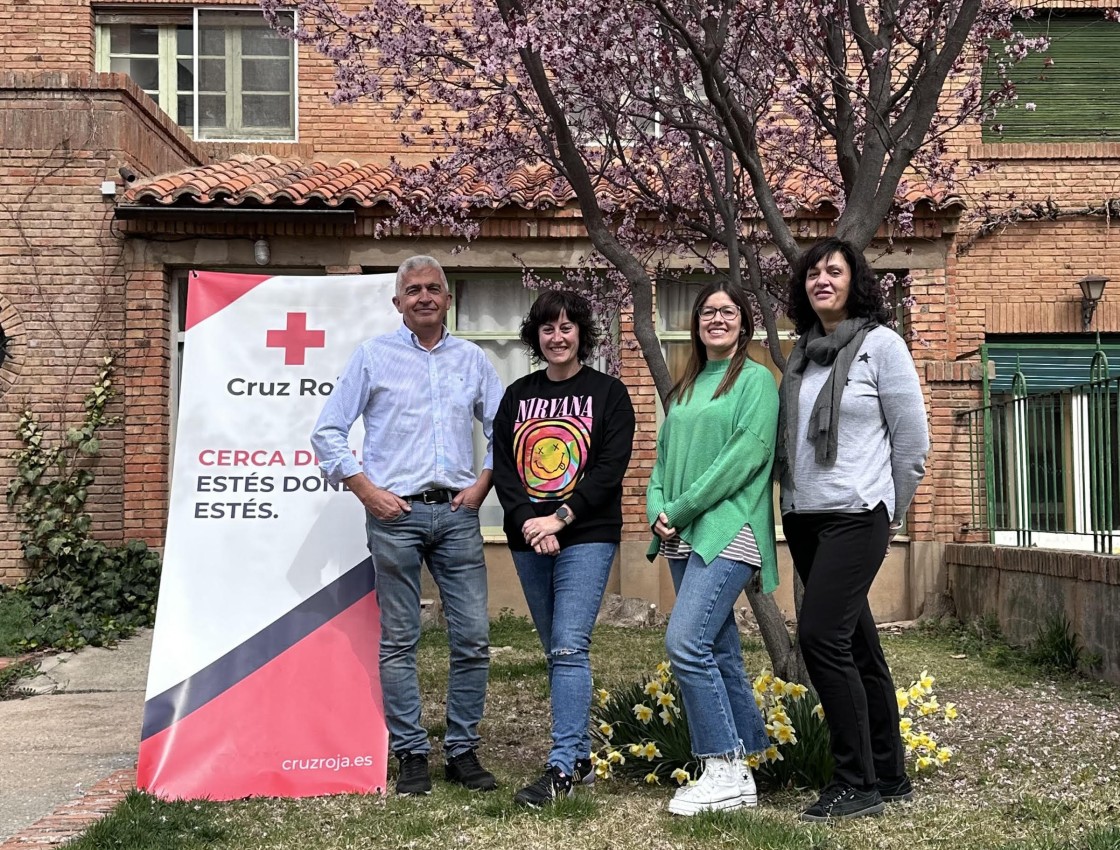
[
  {"xmin": 512, "ymin": 542, "xmax": 616, "ymax": 775},
  {"xmin": 366, "ymin": 503, "xmax": 489, "ymax": 759},
  {"xmin": 666, "ymin": 554, "xmax": 770, "ymax": 758}
]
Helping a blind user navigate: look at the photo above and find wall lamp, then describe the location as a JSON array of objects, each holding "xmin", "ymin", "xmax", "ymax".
[
  {"xmin": 253, "ymin": 237, "xmax": 271, "ymax": 266},
  {"xmin": 1078, "ymin": 274, "xmax": 1109, "ymax": 330}
]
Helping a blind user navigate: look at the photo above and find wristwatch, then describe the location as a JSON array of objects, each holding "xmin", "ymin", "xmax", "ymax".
[{"xmin": 555, "ymin": 505, "xmax": 574, "ymax": 526}]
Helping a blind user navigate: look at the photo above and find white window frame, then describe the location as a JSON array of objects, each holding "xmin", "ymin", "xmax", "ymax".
[{"xmin": 94, "ymin": 6, "xmax": 299, "ymax": 143}]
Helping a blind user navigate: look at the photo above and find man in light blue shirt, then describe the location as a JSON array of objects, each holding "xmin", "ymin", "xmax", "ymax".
[{"xmin": 311, "ymin": 255, "xmax": 503, "ymax": 796}]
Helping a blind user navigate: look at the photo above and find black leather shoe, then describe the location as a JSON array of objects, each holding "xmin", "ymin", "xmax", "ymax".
[
  {"xmin": 445, "ymin": 749, "xmax": 498, "ymax": 791},
  {"xmin": 800, "ymin": 781, "xmax": 885, "ymax": 822}
]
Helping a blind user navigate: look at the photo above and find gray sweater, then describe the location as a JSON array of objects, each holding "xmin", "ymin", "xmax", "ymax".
[{"xmin": 779, "ymin": 326, "xmax": 929, "ymax": 522}]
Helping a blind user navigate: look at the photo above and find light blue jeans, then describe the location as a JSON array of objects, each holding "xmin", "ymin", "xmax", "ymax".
[
  {"xmin": 366, "ymin": 503, "xmax": 490, "ymax": 759},
  {"xmin": 512, "ymin": 542, "xmax": 616, "ymax": 775},
  {"xmin": 666, "ymin": 553, "xmax": 770, "ymax": 758}
]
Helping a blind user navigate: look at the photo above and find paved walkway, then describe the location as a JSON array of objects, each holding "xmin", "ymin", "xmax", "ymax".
[{"xmin": 0, "ymin": 631, "xmax": 151, "ymax": 846}]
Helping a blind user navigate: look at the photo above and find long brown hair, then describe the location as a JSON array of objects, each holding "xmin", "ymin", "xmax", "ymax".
[{"xmin": 666, "ymin": 281, "xmax": 755, "ymax": 405}]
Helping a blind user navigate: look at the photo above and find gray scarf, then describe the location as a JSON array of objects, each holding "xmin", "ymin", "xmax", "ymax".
[{"xmin": 778, "ymin": 317, "xmax": 878, "ymax": 473}]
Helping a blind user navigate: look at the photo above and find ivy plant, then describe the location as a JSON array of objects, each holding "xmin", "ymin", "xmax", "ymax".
[{"xmin": 5, "ymin": 355, "xmax": 161, "ymax": 650}]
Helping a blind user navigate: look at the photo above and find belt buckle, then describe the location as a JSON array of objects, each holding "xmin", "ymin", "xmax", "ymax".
[{"xmin": 421, "ymin": 489, "xmax": 441, "ymax": 504}]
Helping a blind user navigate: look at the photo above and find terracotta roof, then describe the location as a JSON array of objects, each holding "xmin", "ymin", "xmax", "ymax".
[{"xmin": 120, "ymin": 154, "xmax": 963, "ymax": 214}]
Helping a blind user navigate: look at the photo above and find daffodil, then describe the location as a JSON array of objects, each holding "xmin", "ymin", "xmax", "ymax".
[
  {"xmin": 937, "ymin": 747, "xmax": 953, "ymax": 765},
  {"xmin": 944, "ymin": 702, "xmax": 958, "ymax": 721},
  {"xmin": 659, "ymin": 708, "xmax": 675, "ymax": 725},
  {"xmin": 746, "ymin": 754, "xmax": 761, "ymax": 768},
  {"xmin": 657, "ymin": 691, "xmax": 676, "ymax": 707},
  {"xmin": 595, "ymin": 688, "xmax": 610, "ymax": 707},
  {"xmin": 767, "ymin": 707, "xmax": 790, "ymax": 725},
  {"xmin": 770, "ymin": 677, "xmax": 788, "ymax": 696},
  {"xmin": 590, "ymin": 752, "xmax": 601, "ymax": 765},
  {"xmin": 763, "ymin": 745, "xmax": 783, "ymax": 763},
  {"xmin": 642, "ymin": 742, "xmax": 661, "ymax": 760},
  {"xmin": 628, "ymin": 743, "xmax": 642, "ymax": 756},
  {"xmin": 599, "ymin": 722, "xmax": 614, "ymax": 737},
  {"xmin": 773, "ymin": 723, "xmax": 798, "ymax": 745},
  {"xmin": 753, "ymin": 672, "xmax": 773, "ymax": 693},
  {"xmin": 607, "ymin": 749, "xmax": 624, "ymax": 764},
  {"xmin": 633, "ymin": 703, "xmax": 654, "ymax": 724},
  {"xmin": 812, "ymin": 703, "xmax": 826, "ymax": 721},
  {"xmin": 916, "ymin": 755, "xmax": 934, "ymax": 771},
  {"xmin": 644, "ymin": 680, "xmax": 663, "ymax": 697},
  {"xmin": 656, "ymin": 661, "xmax": 672, "ymax": 679},
  {"xmin": 671, "ymin": 768, "xmax": 690, "ymax": 785},
  {"xmin": 896, "ymin": 689, "xmax": 909, "ymax": 711},
  {"xmin": 919, "ymin": 699, "xmax": 939, "ymax": 717},
  {"xmin": 899, "ymin": 717, "xmax": 913, "ymax": 734},
  {"xmin": 908, "ymin": 684, "xmax": 924, "ymax": 703},
  {"xmin": 784, "ymin": 681, "xmax": 808, "ymax": 699},
  {"xmin": 753, "ymin": 693, "xmax": 765, "ymax": 710},
  {"xmin": 595, "ymin": 761, "xmax": 610, "ymax": 778},
  {"xmin": 644, "ymin": 772, "xmax": 660, "ymax": 785},
  {"xmin": 919, "ymin": 670, "xmax": 935, "ymax": 693}
]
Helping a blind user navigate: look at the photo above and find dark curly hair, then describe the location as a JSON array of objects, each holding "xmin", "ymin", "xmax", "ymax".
[
  {"xmin": 786, "ymin": 237, "xmax": 891, "ymax": 334},
  {"xmin": 519, "ymin": 290, "xmax": 599, "ymax": 364}
]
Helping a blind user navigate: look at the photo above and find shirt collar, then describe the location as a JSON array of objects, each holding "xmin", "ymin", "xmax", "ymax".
[{"xmin": 397, "ymin": 322, "xmax": 450, "ymax": 350}]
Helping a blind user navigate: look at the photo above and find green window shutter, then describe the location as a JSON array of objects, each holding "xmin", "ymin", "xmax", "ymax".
[
  {"xmin": 985, "ymin": 340, "xmax": 1120, "ymax": 393},
  {"xmin": 982, "ymin": 15, "xmax": 1120, "ymax": 143}
]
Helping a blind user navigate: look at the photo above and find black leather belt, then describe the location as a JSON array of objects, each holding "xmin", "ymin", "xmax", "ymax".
[{"xmin": 402, "ymin": 488, "xmax": 458, "ymax": 504}]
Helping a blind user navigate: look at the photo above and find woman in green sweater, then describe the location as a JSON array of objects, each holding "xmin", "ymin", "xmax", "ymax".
[{"xmin": 647, "ymin": 282, "xmax": 780, "ymax": 816}]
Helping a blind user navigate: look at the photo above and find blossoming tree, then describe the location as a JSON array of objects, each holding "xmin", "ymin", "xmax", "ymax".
[{"xmin": 262, "ymin": 0, "xmax": 1049, "ymax": 679}]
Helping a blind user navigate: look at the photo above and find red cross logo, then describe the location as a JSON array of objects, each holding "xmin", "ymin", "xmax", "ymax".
[{"xmin": 266, "ymin": 312, "xmax": 326, "ymax": 365}]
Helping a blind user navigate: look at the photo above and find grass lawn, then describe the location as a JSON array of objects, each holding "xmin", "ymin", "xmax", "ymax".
[{"xmin": 67, "ymin": 616, "xmax": 1120, "ymax": 850}]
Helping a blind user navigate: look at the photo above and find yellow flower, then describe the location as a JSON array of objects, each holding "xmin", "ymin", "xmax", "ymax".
[
  {"xmin": 659, "ymin": 708, "xmax": 675, "ymax": 726},
  {"xmin": 919, "ymin": 670, "xmax": 935, "ymax": 694},
  {"xmin": 768, "ymin": 707, "xmax": 790, "ymax": 725},
  {"xmin": 753, "ymin": 671, "xmax": 773, "ymax": 693},
  {"xmin": 628, "ymin": 744, "xmax": 642, "ymax": 756},
  {"xmin": 590, "ymin": 752, "xmax": 600, "ymax": 764},
  {"xmin": 595, "ymin": 760, "xmax": 611, "ymax": 778},
  {"xmin": 763, "ymin": 745, "xmax": 782, "ymax": 763},
  {"xmin": 754, "ymin": 692, "xmax": 766, "ymax": 710},
  {"xmin": 919, "ymin": 699, "xmax": 940, "ymax": 717},
  {"xmin": 773, "ymin": 723, "xmax": 798, "ymax": 745},
  {"xmin": 896, "ymin": 689, "xmax": 909, "ymax": 712},
  {"xmin": 642, "ymin": 742, "xmax": 662, "ymax": 760},
  {"xmin": 644, "ymin": 680, "xmax": 663, "ymax": 697},
  {"xmin": 770, "ymin": 677, "xmax": 788, "ymax": 696},
  {"xmin": 595, "ymin": 688, "xmax": 610, "ymax": 707},
  {"xmin": 671, "ymin": 768, "xmax": 690, "ymax": 785},
  {"xmin": 656, "ymin": 661, "xmax": 672, "ymax": 679},
  {"xmin": 657, "ymin": 691, "xmax": 676, "ymax": 707},
  {"xmin": 599, "ymin": 722, "xmax": 614, "ymax": 738},
  {"xmin": 812, "ymin": 703, "xmax": 826, "ymax": 721},
  {"xmin": 746, "ymin": 754, "xmax": 761, "ymax": 768},
  {"xmin": 908, "ymin": 684, "xmax": 924, "ymax": 703},
  {"xmin": 644, "ymin": 772, "xmax": 660, "ymax": 785},
  {"xmin": 916, "ymin": 755, "xmax": 935, "ymax": 771},
  {"xmin": 633, "ymin": 703, "xmax": 654, "ymax": 724},
  {"xmin": 607, "ymin": 749, "xmax": 624, "ymax": 764},
  {"xmin": 944, "ymin": 703, "xmax": 958, "ymax": 721},
  {"xmin": 899, "ymin": 717, "xmax": 913, "ymax": 734},
  {"xmin": 784, "ymin": 681, "xmax": 808, "ymax": 699},
  {"xmin": 937, "ymin": 747, "xmax": 953, "ymax": 765}
]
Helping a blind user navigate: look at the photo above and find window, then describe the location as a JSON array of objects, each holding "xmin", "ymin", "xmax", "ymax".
[
  {"xmin": 982, "ymin": 12, "xmax": 1120, "ymax": 143},
  {"xmin": 449, "ymin": 274, "xmax": 539, "ymax": 531},
  {"xmin": 983, "ymin": 338, "xmax": 1120, "ymax": 550},
  {"xmin": 95, "ymin": 8, "xmax": 296, "ymax": 141}
]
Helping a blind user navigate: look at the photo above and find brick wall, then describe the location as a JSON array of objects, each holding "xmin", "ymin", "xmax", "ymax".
[{"xmin": 0, "ymin": 77, "xmax": 200, "ymax": 582}]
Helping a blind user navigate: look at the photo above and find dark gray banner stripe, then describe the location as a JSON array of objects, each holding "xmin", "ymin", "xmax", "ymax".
[{"xmin": 141, "ymin": 558, "xmax": 375, "ymax": 741}]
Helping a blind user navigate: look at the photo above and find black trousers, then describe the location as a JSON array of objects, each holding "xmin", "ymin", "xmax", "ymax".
[{"xmin": 784, "ymin": 505, "xmax": 905, "ymax": 790}]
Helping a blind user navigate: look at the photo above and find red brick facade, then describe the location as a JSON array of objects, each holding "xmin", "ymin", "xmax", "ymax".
[{"xmin": 1, "ymin": 1, "xmax": 1119, "ymax": 585}]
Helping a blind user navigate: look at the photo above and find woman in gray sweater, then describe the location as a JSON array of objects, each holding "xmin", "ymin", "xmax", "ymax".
[{"xmin": 778, "ymin": 237, "xmax": 929, "ymax": 823}]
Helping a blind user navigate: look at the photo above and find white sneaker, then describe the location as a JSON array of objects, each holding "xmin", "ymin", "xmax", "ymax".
[
  {"xmin": 739, "ymin": 763, "xmax": 758, "ymax": 807},
  {"xmin": 668, "ymin": 757, "xmax": 745, "ymax": 816}
]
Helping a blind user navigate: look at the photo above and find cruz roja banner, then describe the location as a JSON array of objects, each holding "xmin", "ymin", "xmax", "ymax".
[{"xmin": 137, "ymin": 271, "xmax": 397, "ymax": 800}]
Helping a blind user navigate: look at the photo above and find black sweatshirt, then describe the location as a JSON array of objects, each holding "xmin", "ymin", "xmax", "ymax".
[{"xmin": 492, "ymin": 366, "xmax": 635, "ymax": 551}]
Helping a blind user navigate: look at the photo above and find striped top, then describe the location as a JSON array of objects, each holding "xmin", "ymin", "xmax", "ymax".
[
  {"xmin": 311, "ymin": 324, "xmax": 503, "ymax": 493},
  {"xmin": 659, "ymin": 524, "xmax": 761, "ymax": 566}
]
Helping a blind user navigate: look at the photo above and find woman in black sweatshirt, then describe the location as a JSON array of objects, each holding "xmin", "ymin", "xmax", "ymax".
[{"xmin": 492, "ymin": 290, "xmax": 635, "ymax": 807}]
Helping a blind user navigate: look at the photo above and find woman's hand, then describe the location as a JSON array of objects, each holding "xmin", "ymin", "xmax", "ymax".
[
  {"xmin": 533, "ymin": 534, "xmax": 560, "ymax": 555},
  {"xmin": 522, "ymin": 515, "xmax": 566, "ymax": 548},
  {"xmin": 652, "ymin": 512, "xmax": 677, "ymax": 541}
]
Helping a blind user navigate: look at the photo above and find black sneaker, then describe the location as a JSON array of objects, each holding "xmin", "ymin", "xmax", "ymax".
[
  {"xmin": 395, "ymin": 752, "xmax": 431, "ymax": 796},
  {"xmin": 877, "ymin": 775, "xmax": 914, "ymax": 803},
  {"xmin": 445, "ymin": 749, "xmax": 498, "ymax": 791},
  {"xmin": 799, "ymin": 781, "xmax": 885, "ymax": 822},
  {"xmin": 573, "ymin": 757, "xmax": 595, "ymax": 787},
  {"xmin": 514, "ymin": 765, "xmax": 574, "ymax": 807}
]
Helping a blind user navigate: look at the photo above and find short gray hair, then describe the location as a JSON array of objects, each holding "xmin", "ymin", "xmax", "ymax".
[{"xmin": 395, "ymin": 255, "xmax": 448, "ymax": 294}]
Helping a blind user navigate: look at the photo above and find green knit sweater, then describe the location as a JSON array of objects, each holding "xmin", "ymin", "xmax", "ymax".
[{"xmin": 646, "ymin": 357, "xmax": 780, "ymax": 594}]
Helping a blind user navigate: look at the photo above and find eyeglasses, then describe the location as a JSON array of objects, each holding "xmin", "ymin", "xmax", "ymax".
[{"xmin": 698, "ymin": 305, "xmax": 741, "ymax": 321}]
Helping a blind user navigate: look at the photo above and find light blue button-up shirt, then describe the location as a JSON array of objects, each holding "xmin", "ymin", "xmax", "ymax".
[{"xmin": 311, "ymin": 324, "xmax": 503, "ymax": 494}]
